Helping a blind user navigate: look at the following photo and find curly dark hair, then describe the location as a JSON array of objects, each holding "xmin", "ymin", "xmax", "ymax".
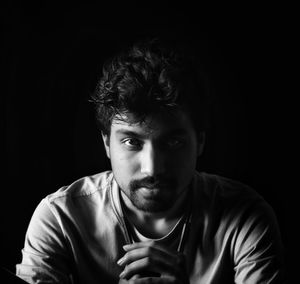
[{"xmin": 91, "ymin": 38, "xmax": 210, "ymax": 134}]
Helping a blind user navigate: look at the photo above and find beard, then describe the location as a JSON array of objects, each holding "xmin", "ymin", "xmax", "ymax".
[{"xmin": 122, "ymin": 176, "xmax": 179, "ymax": 213}]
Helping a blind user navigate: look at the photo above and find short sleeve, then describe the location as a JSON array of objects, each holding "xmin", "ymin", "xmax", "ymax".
[
  {"xmin": 233, "ymin": 200, "xmax": 285, "ymax": 283},
  {"xmin": 16, "ymin": 199, "xmax": 73, "ymax": 283}
]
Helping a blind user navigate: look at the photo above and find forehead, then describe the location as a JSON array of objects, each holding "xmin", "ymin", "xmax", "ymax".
[{"xmin": 111, "ymin": 111, "xmax": 195, "ymax": 136}]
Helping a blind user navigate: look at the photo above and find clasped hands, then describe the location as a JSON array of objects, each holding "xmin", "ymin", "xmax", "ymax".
[{"xmin": 118, "ymin": 241, "xmax": 189, "ymax": 284}]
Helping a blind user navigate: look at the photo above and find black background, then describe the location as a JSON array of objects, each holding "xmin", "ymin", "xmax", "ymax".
[{"xmin": 3, "ymin": 1, "xmax": 293, "ymax": 274}]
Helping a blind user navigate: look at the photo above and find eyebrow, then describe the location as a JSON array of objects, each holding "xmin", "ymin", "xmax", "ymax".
[
  {"xmin": 115, "ymin": 129, "xmax": 146, "ymax": 138},
  {"xmin": 115, "ymin": 128, "xmax": 189, "ymax": 138}
]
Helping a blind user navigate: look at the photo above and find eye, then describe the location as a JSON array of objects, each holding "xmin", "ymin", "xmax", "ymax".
[
  {"xmin": 122, "ymin": 138, "xmax": 142, "ymax": 149},
  {"xmin": 165, "ymin": 138, "xmax": 184, "ymax": 149}
]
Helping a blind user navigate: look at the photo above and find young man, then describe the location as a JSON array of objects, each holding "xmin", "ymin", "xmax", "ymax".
[{"xmin": 16, "ymin": 38, "xmax": 285, "ymax": 283}]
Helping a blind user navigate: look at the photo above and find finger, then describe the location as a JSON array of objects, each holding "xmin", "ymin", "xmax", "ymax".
[
  {"xmin": 121, "ymin": 241, "xmax": 179, "ymax": 267},
  {"xmin": 121, "ymin": 246, "xmax": 186, "ymax": 270},
  {"xmin": 120, "ymin": 257, "xmax": 185, "ymax": 281},
  {"xmin": 120, "ymin": 254, "xmax": 188, "ymax": 282},
  {"xmin": 128, "ymin": 275, "xmax": 178, "ymax": 284},
  {"xmin": 131, "ymin": 274, "xmax": 142, "ymax": 280},
  {"xmin": 119, "ymin": 248, "xmax": 187, "ymax": 279},
  {"xmin": 119, "ymin": 256, "xmax": 160, "ymax": 279},
  {"xmin": 123, "ymin": 241, "xmax": 175, "ymax": 256},
  {"xmin": 119, "ymin": 245, "xmax": 175, "ymax": 268},
  {"xmin": 118, "ymin": 247, "xmax": 149, "ymax": 266},
  {"xmin": 119, "ymin": 247, "xmax": 183, "ymax": 278},
  {"xmin": 118, "ymin": 275, "xmax": 142, "ymax": 284}
]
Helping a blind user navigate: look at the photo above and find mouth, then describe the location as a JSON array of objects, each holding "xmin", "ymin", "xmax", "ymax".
[
  {"xmin": 130, "ymin": 178, "xmax": 175, "ymax": 197},
  {"xmin": 140, "ymin": 181, "xmax": 171, "ymax": 189},
  {"xmin": 139, "ymin": 186, "xmax": 169, "ymax": 199}
]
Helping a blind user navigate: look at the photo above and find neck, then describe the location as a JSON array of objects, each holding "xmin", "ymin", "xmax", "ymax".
[{"xmin": 120, "ymin": 188, "xmax": 190, "ymax": 239}]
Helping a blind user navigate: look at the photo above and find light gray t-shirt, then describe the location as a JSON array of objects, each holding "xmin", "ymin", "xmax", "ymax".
[{"xmin": 16, "ymin": 171, "xmax": 285, "ymax": 283}]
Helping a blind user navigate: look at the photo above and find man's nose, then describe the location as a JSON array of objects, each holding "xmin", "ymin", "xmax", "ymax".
[{"xmin": 140, "ymin": 144, "xmax": 165, "ymax": 177}]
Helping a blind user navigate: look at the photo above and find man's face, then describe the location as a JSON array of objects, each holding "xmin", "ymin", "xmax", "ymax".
[{"xmin": 102, "ymin": 110, "xmax": 204, "ymax": 213}]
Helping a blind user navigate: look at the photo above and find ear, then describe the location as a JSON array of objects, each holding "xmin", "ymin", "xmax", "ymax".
[
  {"xmin": 197, "ymin": 132, "xmax": 206, "ymax": 157},
  {"xmin": 101, "ymin": 132, "xmax": 111, "ymax": 159}
]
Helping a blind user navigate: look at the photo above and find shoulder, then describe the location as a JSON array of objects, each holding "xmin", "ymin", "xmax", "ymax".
[
  {"xmin": 192, "ymin": 171, "xmax": 278, "ymax": 227},
  {"xmin": 26, "ymin": 171, "xmax": 115, "ymax": 237},
  {"xmin": 193, "ymin": 171, "xmax": 280, "ymax": 235},
  {"xmin": 45, "ymin": 170, "xmax": 113, "ymax": 204},
  {"xmin": 192, "ymin": 172, "xmax": 284, "ymax": 280},
  {"xmin": 194, "ymin": 171, "xmax": 262, "ymax": 203}
]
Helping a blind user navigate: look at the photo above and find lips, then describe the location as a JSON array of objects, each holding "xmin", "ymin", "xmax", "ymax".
[
  {"xmin": 139, "ymin": 187, "xmax": 165, "ymax": 199},
  {"xmin": 140, "ymin": 187, "xmax": 160, "ymax": 192},
  {"xmin": 130, "ymin": 178, "xmax": 175, "ymax": 194}
]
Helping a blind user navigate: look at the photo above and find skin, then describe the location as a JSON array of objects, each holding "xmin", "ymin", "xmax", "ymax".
[
  {"xmin": 102, "ymin": 110, "xmax": 205, "ymax": 283},
  {"xmin": 118, "ymin": 241, "xmax": 189, "ymax": 284}
]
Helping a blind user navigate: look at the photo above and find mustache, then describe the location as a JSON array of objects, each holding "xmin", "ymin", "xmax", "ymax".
[{"xmin": 129, "ymin": 176, "xmax": 176, "ymax": 191}]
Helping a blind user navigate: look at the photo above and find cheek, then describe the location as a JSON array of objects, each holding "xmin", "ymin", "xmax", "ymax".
[
  {"xmin": 173, "ymin": 143, "xmax": 198, "ymax": 163},
  {"xmin": 110, "ymin": 158, "xmax": 132, "ymax": 191},
  {"xmin": 168, "ymin": 145, "xmax": 198, "ymax": 175},
  {"xmin": 175, "ymin": 149, "xmax": 197, "ymax": 189},
  {"xmin": 110, "ymin": 151, "xmax": 139, "ymax": 180}
]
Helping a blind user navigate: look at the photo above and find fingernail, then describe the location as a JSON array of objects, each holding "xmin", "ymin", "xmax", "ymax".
[
  {"xmin": 119, "ymin": 271, "xmax": 125, "ymax": 279},
  {"xmin": 117, "ymin": 257, "xmax": 124, "ymax": 266}
]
